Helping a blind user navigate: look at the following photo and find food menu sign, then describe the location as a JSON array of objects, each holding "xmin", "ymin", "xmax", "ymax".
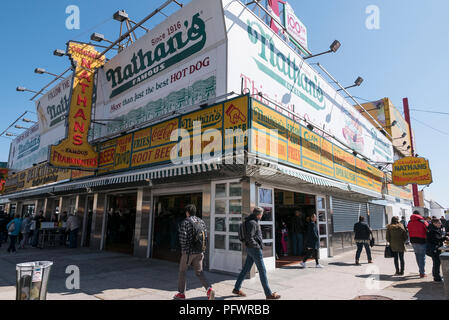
[
  {"xmin": 98, "ymin": 95, "xmax": 249, "ymax": 172},
  {"xmin": 250, "ymin": 99, "xmax": 384, "ymax": 194}
]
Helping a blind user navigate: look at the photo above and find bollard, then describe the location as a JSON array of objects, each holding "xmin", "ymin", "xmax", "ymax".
[{"xmin": 440, "ymin": 252, "xmax": 449, "ymax": 300}]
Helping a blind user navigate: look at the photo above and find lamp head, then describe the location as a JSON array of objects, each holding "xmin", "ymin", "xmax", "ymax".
[
  {"xmin": 354, "ymin": 76, "xmax": 364, "ymax": 87},
  {"xmin": 113, "ymin": 10, "xmax": 128, "ymax": 22},
  {"xmin": 90, "ymin": 32, "xmax": 105, "ymax": 42},
  {"xmin": 53, "ymin": 49, "xmax": 66, "ymax": 57},
  {"xmin": 330, "ymin": 40, "xmax": 341, "ymax": 53}
]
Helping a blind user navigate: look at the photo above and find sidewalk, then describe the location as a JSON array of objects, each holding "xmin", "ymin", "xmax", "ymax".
[{"xmin": 0, "ymin": 244, "xmax": 445, "ymax": 300}]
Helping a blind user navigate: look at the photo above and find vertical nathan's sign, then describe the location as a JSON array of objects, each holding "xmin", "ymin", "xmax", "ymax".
[{"xmin": 49, "ymin": 42, "xmax": 105, "ymax": 169}]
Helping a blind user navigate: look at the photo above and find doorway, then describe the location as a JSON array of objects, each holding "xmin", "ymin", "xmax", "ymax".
[
  {"xmin": 82, "ymin": 196, "xmax": 94, "ymax": 247},
  {"xmin": 152, "ymin": 193, "xmax": 202, "ymax": 263},
  {"xmin": 105, "ymin": 193, "xmax": 137, "ymax": 255},
  {"xmin": 273, "ymin": 189, "xmax": 328, "ymax": 267}
]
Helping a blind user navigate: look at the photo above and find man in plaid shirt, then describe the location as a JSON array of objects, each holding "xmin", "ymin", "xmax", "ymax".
[{"xmin": 174, "ymin": 204, "xmax": 215, "ymax": 300}]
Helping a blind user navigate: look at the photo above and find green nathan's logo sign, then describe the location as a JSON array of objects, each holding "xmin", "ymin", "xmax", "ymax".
[
  {"xmin": 247, "ymin": 20, "xmax": 325, "ymax": 111},
  {"xmin": 105, "ymin": 13, "xmax": 207, "ymax": 98}
]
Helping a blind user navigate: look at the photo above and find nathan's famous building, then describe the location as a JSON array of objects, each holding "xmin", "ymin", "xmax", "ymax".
[{"xmin": 1, "ymin": 0, "xmax": 404, "ymax": 275}]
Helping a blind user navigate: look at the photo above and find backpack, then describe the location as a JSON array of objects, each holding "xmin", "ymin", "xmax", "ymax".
[
  {"xmin": 189, "ymin": 218, "xmax": 207, "ymax": 253},
  {"xmin": 238, "ymin": 220, "xmax": 248, "ymax": 242}
]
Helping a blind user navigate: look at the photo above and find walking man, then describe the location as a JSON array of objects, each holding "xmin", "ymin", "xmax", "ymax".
[
  {"xmin": 290, "ymin": 210, "xmax": 306, "ymax": 257},
  {"xmin": 299, "ymin": 213, "xmax": 323, "ymax": 268},
  {"xmin": 174, "ymin": 204, "xmax": 215, "ymax": 300},
  {"xmin": 354, "ymin": 216, "xmax": 373, "ymax": 265},
  {"xmin": 233, "ymin": 207, "xmax": 281, "ymax": 300},
  {"xmin": 426, "ymin": 218, "xmax": 449, "ymax": 282},
  {"xmin": 407, "ymin": 211, "xmax": 428, "ymax": 278}
]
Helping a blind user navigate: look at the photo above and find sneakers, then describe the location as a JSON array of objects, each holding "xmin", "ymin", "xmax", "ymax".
[
  {"xmin": 299, "ymin": 262, "xmax": 306, "ymax": 268},
  {"xmin": 173, "ymin": 292, "xmax": 186, "ymax": 300},
  {"xmin": 266, "ymin": 292, "xmax": 281, "ymax": 300},
  {"xmin": 419, "ymin": 273, "xmax": 427, "ymax": 278},
  {"xmin": 368, "ymin": 260, "xmax": 373, "ymax": 263},
  {"xmin": 355, "ymin": 260, "xmax": 361, "ymax": 266},
  {"xmin": 207, "ymin": 287, "xmax": 215, "ymax": 300},
  {"xmin": 232, "ymin": 289, "xmax": 247, "ymax": 297},
  {"xmin": 316, "ymin": 264, "xmax": 324, "ymax": 268}
]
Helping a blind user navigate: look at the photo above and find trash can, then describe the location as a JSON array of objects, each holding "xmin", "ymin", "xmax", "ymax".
[
  {"xmin": 16, "ymin": 261, "xmax": 53, "ymax": 300},
  {"xmin": 441, "ymin": 252, "xmax": 449, "ymax": 300}
]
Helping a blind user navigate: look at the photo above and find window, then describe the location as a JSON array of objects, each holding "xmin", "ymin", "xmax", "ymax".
[
  {"xmin": 212, "ymin": 181, "xmax": 243, "ymax": 251},
  {"xmin": 258, "ymin": 187, "xmax": 274, "ymax": 258}
]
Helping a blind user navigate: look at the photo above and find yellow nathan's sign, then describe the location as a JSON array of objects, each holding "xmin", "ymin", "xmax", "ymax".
[
  {"xmin": 250, "ymin": 98, "xmax": 385, "ymax": 194},
  {"xmin": 49, "ymin": 42, "xmax": 105, "ymax": 169},
  {"xmin": 392, "ymin": 156, "xmax": 433, "ymax": 186}
]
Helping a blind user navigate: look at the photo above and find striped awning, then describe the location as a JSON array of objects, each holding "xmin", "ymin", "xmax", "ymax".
[
  {"xmin": 277, "ymin": 165, "xmax": 349, "ymax": 190},
  {"xmin": 2, "ymin": 162, "xmax": 220, "ymax": 199},
  {"xmin": 54, "ymin": 162, "xmax": 219, "ymax": 192}
]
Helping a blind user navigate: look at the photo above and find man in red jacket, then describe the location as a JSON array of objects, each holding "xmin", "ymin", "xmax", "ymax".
[{"xmin": 407, "ymin": 211, "xmax": 428, "ymax": 278}]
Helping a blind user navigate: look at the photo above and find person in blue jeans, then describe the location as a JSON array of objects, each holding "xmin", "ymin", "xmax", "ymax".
[
  {"xmin": 407, "ymin": 212, "xmax": 428, "ymax": 277},
  {"xmin": 290, "ymin": 210, "xmax": 305, "ymax": 256},
  {"xmin": 233, "ymin": 207, "xmax": 280, "ymax": 300}
]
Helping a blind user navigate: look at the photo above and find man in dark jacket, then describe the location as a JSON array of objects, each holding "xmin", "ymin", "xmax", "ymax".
[
  {"xmin": 174, "ymin": 204, "xmax": 215, "ymax": 300},
  {"xmin": 354, "ymin": 216, "xmax": 373, "ymax": 265},
  {"xmin": 407, "ymin": 211, "xmax": 428, "ymax": 278},
  {"xmin": 290, "ymin": 210, "xmax": 306, "ymax": 256},
  {"xmin": 233, "ymin": 207, "xmax": 280, "ymax": 300},
  {"xmin": 299, "ymin": 213, "xmax": 322, "ymax": 268},
  {"xmin": 426, "ymin": 218, "xmax": 449, "ymax": 282},
  {"xmin": 0, "ymin": 212, "xmax": 8, "ymax": 247}
]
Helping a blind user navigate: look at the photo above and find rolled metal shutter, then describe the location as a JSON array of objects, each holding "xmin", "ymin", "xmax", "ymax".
[
  {"xmin": 369, "ymin": 203, "xmax": 386, "ymax": 230},
  {"xmin": 332, "ymin": 198, "xmax": 368, "ymax": 233}
]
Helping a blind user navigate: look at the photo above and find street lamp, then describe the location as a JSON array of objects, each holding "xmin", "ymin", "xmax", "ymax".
[
  {"xmin": 393, "ymin": 132, "xmax": 407, "ymax": 140},
  {"xmin": 304, "ymin": 40, "xmax": 341, "ymax": 60},
  {"xmin": 113, "ymin": 10, "xmax": 129, "ymax": 22},
  {"xmin": 14, "ymin": 125, "xmax": 28, "ymax": 130},
  {"xmin": 34, "ymin": 68, "xmax": 59, "ymax": 78},
  {"xmin": 5, "ymin": 133, "xmax": 17, "ymax": 137},
  {"xmin": 53, "ymin": 49, "xmax": 66, "ymax": 57},
  {"xmin": 22, "ymin": 118, "xmax": 37, "ymax": 123},
  {"xmin": 16, "ymin": 86, "xmax": 41, "ymax": 95},
  {"xmin": 337, "ymin": 77, "xmax": 364, "ymax": 91}
]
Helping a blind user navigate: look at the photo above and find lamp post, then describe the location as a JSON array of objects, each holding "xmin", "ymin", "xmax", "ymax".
[
  {"xmin": 337, "ymin": 77, "xmax": 364, "ymax": 91},
  {"xmin": 304, "ymin": 40, "xmax": 341, "ymax": 60}
]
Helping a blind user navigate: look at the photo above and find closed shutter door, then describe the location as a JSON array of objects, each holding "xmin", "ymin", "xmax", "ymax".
[
  {"xmin": 332, "ymin": 198, "xmax": 368, "ymax": 233},
  {"xmin": 369, "ymin": 203, "xmax": 386, "ymax": 230}
]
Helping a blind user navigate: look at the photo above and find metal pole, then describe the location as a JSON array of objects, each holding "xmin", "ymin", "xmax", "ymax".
[
  {"xmin": 98, "ymin": 0, "xmax": 176, "ymax": 58},
  {"xmin": 316, "ymin": 63, "xmax": 394, "ymax": 141},
  {"xmin": 403, "ymin": 97, "xmax": 420, "ymax": 207}
]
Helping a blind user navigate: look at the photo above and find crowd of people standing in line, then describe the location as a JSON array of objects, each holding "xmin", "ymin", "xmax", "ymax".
[
  {"xmin": 353, "ymin": 211, "xmax": 449, "ymax": 282},
  {"xmin": 0, "ymin": 209, "xmax": 81, "ymax": 253}
]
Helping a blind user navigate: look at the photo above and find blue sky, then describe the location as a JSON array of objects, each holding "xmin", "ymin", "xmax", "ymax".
[{"xmin": 0, "ymin": 0, "xmax": 447, "ymax": 207}]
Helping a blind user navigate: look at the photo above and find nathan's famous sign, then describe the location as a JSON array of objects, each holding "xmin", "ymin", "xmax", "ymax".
[
  {"xmin": 49, "ymin": 42, "xmax": 105, "ymax": 169},
  {"xmin": 392, "ymin": 156, "xmax": 433, "ymax": 186},
  {"xmin": 105, "ymin": 12, "xmax": 206, "ymax": 98}
]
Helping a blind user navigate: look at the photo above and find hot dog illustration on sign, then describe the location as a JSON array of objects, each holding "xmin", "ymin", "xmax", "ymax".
[{"xmin": 49, "ymin": 42, "xmax": 105, "ymax": 169}]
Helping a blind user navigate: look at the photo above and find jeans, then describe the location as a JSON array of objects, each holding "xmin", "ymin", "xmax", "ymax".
[
  {"xmin": 8, "ymin": 235, "xmax": 17, "ymax": 252},
  {"xmin": 69, "ymin": 228, "xmax": 79, "ymax": 248},
  {"xmin": 411, "ymin": 243, "xmax": 426, "ymax": 275},
  {"xmin": 430, "ymin": 253, "xmax": 442, "ymax": 281},
  {"xmin": 234, "ymin": 247, "xmax": 272, "ymax": 296},
  {"xmin": 392, "ymin": 251, "xmax": 405, "ymax": 272},
  {"xmin": 291, "ymin": 233, "xmax": 304, "ymax": 256},
  {"xmin": 355, "ymin": 242, "xmax": 372, "ymax": 261}
]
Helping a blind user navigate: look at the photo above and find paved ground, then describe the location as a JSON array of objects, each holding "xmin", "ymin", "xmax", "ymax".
[{"xmin": 0, "ymin": 244, "xmax": 446, "ymax": 300}]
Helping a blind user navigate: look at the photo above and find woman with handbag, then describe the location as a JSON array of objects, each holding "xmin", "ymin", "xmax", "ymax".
[
  {"xmin": 6, "ymin": 214, "xmax": 22, "ymax": 253},
  {"xmin": 386, "ymin": 216, "xmax": 408, "ymax": 276}
]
